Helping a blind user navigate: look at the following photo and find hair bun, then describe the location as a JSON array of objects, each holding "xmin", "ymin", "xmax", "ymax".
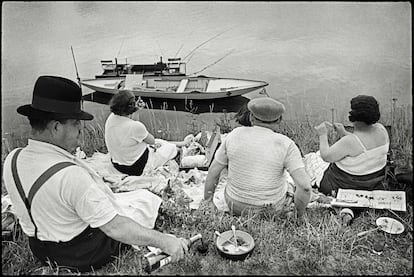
[{"xmin": 348, "ymin": 95, "xmax": 380, "ymax": 124}]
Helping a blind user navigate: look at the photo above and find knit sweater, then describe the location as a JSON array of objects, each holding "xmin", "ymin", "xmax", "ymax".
[{"xmin": 214, "ymin": 126, "xmax": 304, "ymax": 207}]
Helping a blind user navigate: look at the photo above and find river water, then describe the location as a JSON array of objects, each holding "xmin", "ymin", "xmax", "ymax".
[{"xmin": 1, "ymin": 2, "xmax": 412, "ymax": 137}]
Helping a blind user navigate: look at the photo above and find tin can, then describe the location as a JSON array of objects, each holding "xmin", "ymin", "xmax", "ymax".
[{"xmin": 372, "ymin": 234, "xmax": 385, "ymax": 255}]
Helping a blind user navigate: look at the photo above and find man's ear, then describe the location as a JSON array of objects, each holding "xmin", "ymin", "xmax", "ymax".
[
  {"xmin": 48, "ymin": 120, "xmax": 61, "ymax": 135},
  {"xmin": 276, "ymin": 115, "xmax": 283, "ymax": 123}
]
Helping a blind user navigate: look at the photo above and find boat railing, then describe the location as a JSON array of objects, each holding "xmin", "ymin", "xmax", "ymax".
[{"xmin": 166, "ymin": 57, "xmax": 186, "ymax": 75}]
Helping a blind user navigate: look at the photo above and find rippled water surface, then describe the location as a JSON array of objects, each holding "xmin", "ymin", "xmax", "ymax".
[{"xmin": 1, "ymin": 2, "xmax": 411, "ymax": 134}]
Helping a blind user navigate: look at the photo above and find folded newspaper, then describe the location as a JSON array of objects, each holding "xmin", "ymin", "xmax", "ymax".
[{"xmin": 331, "ymin": 189, "xmax": 406, "ymax": 212}]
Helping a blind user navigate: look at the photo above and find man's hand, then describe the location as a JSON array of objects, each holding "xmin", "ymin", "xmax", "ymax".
[
  {"xmin": 286, "ymin": 208, "xmax": 305, "ymax": 225},
  {"xmin": 160, "ymin": 235, "xmax": 189, "ymax": 263},
  {"xmin": 198, "ymin": 199, "xmax": 217, "ymax": 213}
]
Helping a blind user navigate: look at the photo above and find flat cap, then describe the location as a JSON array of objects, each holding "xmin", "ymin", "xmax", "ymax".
[{"xmin": 247, "ymin": 97, "xmax": 285, "ymax": 122}]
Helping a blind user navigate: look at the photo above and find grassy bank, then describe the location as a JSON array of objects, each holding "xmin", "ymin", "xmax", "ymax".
[{"xmin": 1, "ymin": 106, "xmax": 412, "ymax": 275}]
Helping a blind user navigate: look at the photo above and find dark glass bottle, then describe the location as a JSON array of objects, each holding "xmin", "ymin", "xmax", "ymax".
[{"xmin": 372, "ymin": 232, "xmax": 386, "ymax": 255}]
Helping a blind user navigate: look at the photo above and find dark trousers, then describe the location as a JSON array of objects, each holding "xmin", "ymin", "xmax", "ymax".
[
  {"xmin": 112, "ymin": 148, "xmax": 149, "ymax": 176},
  {"xmin": 319, "ymin": 163, "xmax": 385, "ymax": 196},
  {"xmin": 28, "ymin": 226, "xmax": 128, "ymax": 272}
]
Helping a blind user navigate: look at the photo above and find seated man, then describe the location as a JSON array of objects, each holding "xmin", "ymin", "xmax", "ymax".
[
  {"xmin": 2, "ymin": 76, "xmax": 189, "ymax": 272},
  {"xmin": 203, "ymin": 97, "xmax": 311, "ymax": 217}
]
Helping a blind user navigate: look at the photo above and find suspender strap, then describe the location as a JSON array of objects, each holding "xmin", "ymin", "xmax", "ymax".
[
  {"xmin": 11, "ymin": 149, "xmax": 29, "ymax": 209},
  {"xmin": 10, "ymin": 148, "xmax": 76, "ymax": 239},
  {"xmin": 27, "ymin": 162, "xmax": 77, "ymax": 205}
]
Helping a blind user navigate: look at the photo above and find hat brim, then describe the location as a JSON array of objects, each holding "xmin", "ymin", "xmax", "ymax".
[{"xmin": 17, "ymin": 104, "xmax": 94, "ymax": 120}]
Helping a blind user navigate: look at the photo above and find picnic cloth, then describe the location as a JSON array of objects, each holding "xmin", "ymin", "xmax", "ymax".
[
  {"xmin": 85, "ymin": 147, "xmax": 333, "ymax": 212},
  {"xmin": 68, "ymin": 155, "xmax": 163, "ymax": 229},
  {"xmin": 303, "ymin": 151, "xmax": 330, "ymax": 188},
  {"xmin": 76, "ymin": 140, "xmax": 181, "ymax": 227},
  {"xmin": 177, "ymin": 168, "xmax": 228, "ymax": 211},
  {"xmin": 2, "ymin": 195, "xmax": 16, "ymax": 233}
]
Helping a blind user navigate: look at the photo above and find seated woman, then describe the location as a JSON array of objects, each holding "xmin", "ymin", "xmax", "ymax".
[
  {"xmin": 105, "ymin": 91, "xmax": 190, "ymax": 176},
  {"xmin": 315, "ymin": 95, "xmax": 389, "ymax": 196},
  {"xmin": 314, "ymin": 95, "xmax": 389, "ymax": 224},
  {"xmin": 233, "ymin": 103, "xmax": 252, "ymax": 127}
]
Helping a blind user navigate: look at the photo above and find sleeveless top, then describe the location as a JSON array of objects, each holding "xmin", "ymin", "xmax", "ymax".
[{"xmin": 336, "ymin": 123, "xmax": 389, "ymax": 175}]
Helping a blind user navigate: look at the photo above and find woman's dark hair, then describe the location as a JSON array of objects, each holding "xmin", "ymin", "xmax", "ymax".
[
  {"xmin": 234, "ymin": 104, "xmax": 252, "ymax": 126},
  {"xmin": 348, "ymin": 95, "xmax": 380, "ymax": 125},
  {"xmin": 28, "ymin": 116, "xmax": 69, "ymax": 131},
  {"xmin": 109, "ymin": 91, "xmax": 138, "ymax": 116}
]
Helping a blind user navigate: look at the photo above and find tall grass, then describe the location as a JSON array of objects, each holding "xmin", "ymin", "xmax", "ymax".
[{"xmin": 389, "ymin": 104, "xmax": 413, "ymax": 168}]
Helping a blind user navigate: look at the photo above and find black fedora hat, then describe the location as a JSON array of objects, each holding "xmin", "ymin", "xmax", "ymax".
[{"xmin": 17, "ymin": 76, "xmax": 93, "ymax": 120}]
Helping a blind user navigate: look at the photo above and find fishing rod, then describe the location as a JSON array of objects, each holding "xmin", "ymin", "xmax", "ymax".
[
  {"xmin": 188, "ymin": 49, "xmax": 235, "ymax": 76},
  {"xmin": 182, "ymin": 28, "xmax": 231, "ymax": 62},
  {"xmin": 70, "ymin": 46, "xmax": 82, "ymax": 89},
  {"xmin": 174, "ymin": 30, "xmax": 195, "ymax": 58},
  {"xmin": 117, "ymin": 32, "xmax": 127, "ymax": 58},
  {"xmin": 186, "ymin": 52, "xmax": 197, "ymax": 64},
  {"xmin": 70, "ymin": 46, "xmax": 89, "ymax": 107},
  {"xmin": 71, "ymin": 46, "xmax": 86, "ymax": 145},
  {"xmin": 174, "ymin": 43, "xmax": 185, "ymax": 58}
]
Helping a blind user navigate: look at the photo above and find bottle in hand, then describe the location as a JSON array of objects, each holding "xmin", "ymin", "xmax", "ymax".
[{"xmin": 143, "ymin": 233, "xmax": 202, "ymax": 273}]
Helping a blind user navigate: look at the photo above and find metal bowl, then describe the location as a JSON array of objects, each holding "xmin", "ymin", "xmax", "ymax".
[{"xmin": 215, "ymin": 230, "xmax": 255, "ymax": 260}]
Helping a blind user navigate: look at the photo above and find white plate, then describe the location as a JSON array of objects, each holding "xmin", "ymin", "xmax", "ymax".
[{"xmin": 376, "ymin": 217, "xmax": 404, "ymax": 234}]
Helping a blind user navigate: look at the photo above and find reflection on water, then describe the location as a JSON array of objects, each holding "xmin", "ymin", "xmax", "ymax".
[{"xmin": 82, "ymin": 91, "xmax": 250, "ymax": 114}]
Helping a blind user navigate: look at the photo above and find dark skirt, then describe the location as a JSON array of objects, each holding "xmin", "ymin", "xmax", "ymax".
[
  {"xmin": 319, "ymin": 163, "xmax": 386, "ymax": 196},
  {"xmin": 112, "ymin": 148, "xmax": 149, "ymax": 176},
  {"xmin": 29, "ymin": 226, "xmax": 128, "ymax": 272}
]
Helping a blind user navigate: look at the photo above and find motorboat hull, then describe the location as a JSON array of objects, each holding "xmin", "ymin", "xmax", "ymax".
[{"xmin": 81, "ymin": 76, "xmax": 268, "ymax": 100}]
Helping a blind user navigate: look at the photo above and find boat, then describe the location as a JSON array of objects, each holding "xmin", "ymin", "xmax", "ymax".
[
  {"xmin": 81, "ymin": 74, "xmax": 268, "ymax": 100},
  {"xmin": 81, "ymin": 56, "xmax": 268, "ymax": 113},
  {"xmin": 81, "ymin": 57, "xmax": 268, "ymax": 100}
]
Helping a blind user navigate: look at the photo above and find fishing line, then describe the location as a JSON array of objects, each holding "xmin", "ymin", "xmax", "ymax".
[
  {"xmin": 186, "ymin": 52, "xmax": 197, "ymax": 64},
  {"xmin": 174, "ymin": 43, "xmax": 185, "ymax": 58},
  {"xmin": 182, "ymin": 28, "xmax": 232, "ymax": 62},
  {"xmin": 174, "ymin": 30, "xmax": 195, "ymax": 58},
  {"xmin": 189, "ymin": 49, "xmax": 235, "ymax": 76},
  {"xmin": 117, "ymin": 35, "xmax": 126, "ymax": 58}
]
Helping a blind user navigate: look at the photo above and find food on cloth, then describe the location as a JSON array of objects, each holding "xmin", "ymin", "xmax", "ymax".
[
  {"xmin": 180, "ymin": 155, "xmax": 208, "ymax": 168},
  {"xmin": 182, "ymin": 141, "xmax": 206, "ymax": 157},
  {"xmin": 179, "ymin": 131, "xmax": 215, "ymax": 168}
]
